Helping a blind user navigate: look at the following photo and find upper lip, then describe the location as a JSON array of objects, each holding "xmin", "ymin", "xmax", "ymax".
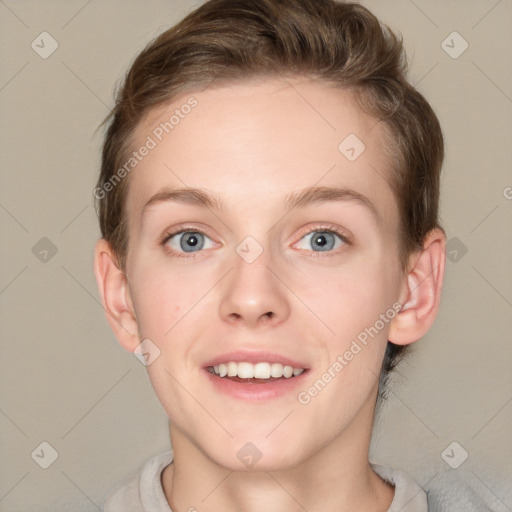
[{"xmin": 204, "ymin": 350, "xmax": 309, "ymax": 369}]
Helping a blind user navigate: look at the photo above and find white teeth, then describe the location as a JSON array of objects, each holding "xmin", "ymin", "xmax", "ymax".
[
  {"xmin": 237, "ymin": 362, "xmax": 254, "ymax": 378},
  {"xmin": 210, "ymin": 361, "xmax": 305, "ymax": 379},
  {"xmin": 227, "ymin": 361, "xmax": 238, "ymax": 377},
  {"xmin": 270, "ymin": 363, "xmax": 283, "ymax": 378},
  {"xmin": 283, "ymin": 365, "xmax": 293, "ymax": 378},
  {"xmin": 254, "ymin": 362, "xmax": 271, "ymax": 379}
]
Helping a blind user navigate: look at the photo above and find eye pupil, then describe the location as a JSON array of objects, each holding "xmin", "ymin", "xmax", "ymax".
[
  {"xmin": 182, "ymin": 232, "xmax": 202, "ymax": 251},
  {"xmin": 186, "ymin": 234, "xmax": 198, "ymax": 246},
  {"xmin": 311, "ymin": 231, "xmax": 335, "ymax": 251},
  {"xmin": 315, "ymin": 234, "xmax": 327, "ymax": 246}
]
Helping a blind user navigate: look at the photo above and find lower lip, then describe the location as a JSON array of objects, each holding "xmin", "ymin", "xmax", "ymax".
[{"xmin": 203, "ymin": 368, "xmax": 308, "ymax": 401}]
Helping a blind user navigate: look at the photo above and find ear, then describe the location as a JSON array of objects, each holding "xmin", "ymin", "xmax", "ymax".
[
  {"xmin": 388, "ymin": 228, "xmax": 446, "ymax": 345},
  {"xmin": 94, "ymin": 239, "xmax": 140, "ymax": 352}
]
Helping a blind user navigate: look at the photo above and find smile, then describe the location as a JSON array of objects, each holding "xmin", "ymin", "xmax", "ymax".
[{"xmin": 208, "ymin": 361, "xmax": 304, "ymax": 379}]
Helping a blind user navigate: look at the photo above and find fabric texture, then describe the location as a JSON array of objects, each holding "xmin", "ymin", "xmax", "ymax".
[
  {"xmin": 425, "ymin": 469, "xmax": 512, "ymax": 512},
  {"xmin": 102, "ymin": 451, "xmax": 429, "ymax": 511}
]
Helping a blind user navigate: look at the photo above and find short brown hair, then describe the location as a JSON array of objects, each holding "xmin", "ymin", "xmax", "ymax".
[{"xmin": 96, "ymin": 0, "xmax": 444, "ymax": 396}]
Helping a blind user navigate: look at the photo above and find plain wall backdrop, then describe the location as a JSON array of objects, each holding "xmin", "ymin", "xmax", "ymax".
[{"xmin": 1, "ymin": 0, "xmax": 511, "ymax": 510}]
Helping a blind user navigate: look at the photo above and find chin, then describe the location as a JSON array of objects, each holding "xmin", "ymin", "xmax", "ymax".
[{"xmin": 204, "ymin": 434, "xmax": 308, "ymax": 473}]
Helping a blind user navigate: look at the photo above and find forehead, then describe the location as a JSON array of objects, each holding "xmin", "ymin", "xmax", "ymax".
[{"xmin": 126, "ymin": 77, "xmax": 397, "ymax": 227}]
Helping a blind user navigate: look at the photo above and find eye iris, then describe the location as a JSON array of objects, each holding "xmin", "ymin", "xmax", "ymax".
[
  {"xmin": 311, "ymin": 231, "xmax": 334, "ymax": 251},
  {"xmin": 173, "ymin": 230, "xmax": 338, "ymax": 253},
  {"xmin": 181, "ymin": 232, "xmax": 203, "ymax": 252}
]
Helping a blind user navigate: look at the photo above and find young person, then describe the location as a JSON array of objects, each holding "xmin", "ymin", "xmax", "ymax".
[{"xmin": 94, "ymin": 0, "xmax": 446, "ymax": 510}]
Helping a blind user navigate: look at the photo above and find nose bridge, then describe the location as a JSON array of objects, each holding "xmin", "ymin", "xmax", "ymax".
[{"xmin": 218, "ymin": 234, "xmax": 289, "ymax": 325}]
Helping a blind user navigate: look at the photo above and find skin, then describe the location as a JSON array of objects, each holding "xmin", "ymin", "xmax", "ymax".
[{"xmin": 95, "ymin": 76, "xmax": 446, "ymax": 511}]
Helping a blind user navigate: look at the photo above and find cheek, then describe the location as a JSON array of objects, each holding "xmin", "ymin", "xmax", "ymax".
[
  {"xmin": 129, "ymin": 259, "xmax": 198, "ymax": 337},
  {"xmin": 297, "ymin": 258, "xmax": 393, "ymax": 340}
]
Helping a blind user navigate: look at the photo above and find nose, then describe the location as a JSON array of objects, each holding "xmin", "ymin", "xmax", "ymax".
[{"xmin": 218, "ymin": 247, "xmax": 290, "ymax": 328}]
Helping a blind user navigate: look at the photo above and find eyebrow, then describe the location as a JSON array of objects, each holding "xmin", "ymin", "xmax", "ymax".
[
  {"xmin": 141, "ymin": 185, "xmax": 381, "ymax": 225},
  {"xmin": 284, "ymin": 185, "xmax": 381, "ymax": 225},
  {"xmin": 142, "ymin": 187, "xmax": 227, "ymax": 214}
]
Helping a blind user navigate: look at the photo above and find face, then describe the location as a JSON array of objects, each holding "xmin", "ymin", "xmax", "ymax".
[{"xmin": 122, "ymin": 77, "xmax": 405, "ymax": 471}]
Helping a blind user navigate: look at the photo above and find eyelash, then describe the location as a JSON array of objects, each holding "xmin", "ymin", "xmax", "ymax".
[{"xmin": 159, "ymin": 223, "xmax": 351, "ymax": 259}]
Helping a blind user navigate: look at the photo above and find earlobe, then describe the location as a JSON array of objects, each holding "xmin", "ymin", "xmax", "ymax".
[
  {"xmin": 388, "ymin": 228, "xmax": 446, "ymax": 346},
  {"xmin": 94, "ymin": 239, "xmax": 140, "ymax": 352}
]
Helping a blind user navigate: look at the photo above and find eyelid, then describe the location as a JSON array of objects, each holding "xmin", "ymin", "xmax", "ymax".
[
  {"xmin": 160, "ymin": 226, "xmax": 217, "ymax": 260},
  {"xmin": 291, "ymin": 223, "xmax": 352, "ymax": 256},
  {"xmin": 160, "ymin": 222, "xmax": 352, "ymax": 258},
  {"xmin": 160, "ymin": 225, "xmax": 213, "ymax": 245},
  {"xmin": 295, "ymin": 223, "xmax": 352, "ymax": 243}
]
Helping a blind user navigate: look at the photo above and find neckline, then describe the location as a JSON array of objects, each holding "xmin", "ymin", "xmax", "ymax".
[{"xmin": 144, "ymin": 452, "xmax": 425, "ymax": 512}]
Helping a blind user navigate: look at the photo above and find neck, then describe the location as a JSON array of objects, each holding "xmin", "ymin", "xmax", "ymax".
[{"xmin": 162, "ymin": 391, "xmax": 394, "ymax": 512}]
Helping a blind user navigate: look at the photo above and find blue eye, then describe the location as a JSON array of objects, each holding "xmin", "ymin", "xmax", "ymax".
[
  {"xmin": 295, "ymin": 230, "xmax": 347, "ymax": 253},
  {"xmin": 161, "ymin": 225, "xmax": 349, "ymax": 259},
  {"xmin": 162, "ymin": 230, "xmax": 215, "ymax": 255}
]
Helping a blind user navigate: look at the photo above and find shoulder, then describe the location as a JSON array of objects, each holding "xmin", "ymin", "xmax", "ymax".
[
  {"xmin": 102, "ymin": 451, "xmax": 174, "ymax": 512},
  {"xmin": 103, "ymin": 470, "xmax": 142, "ymax": 512},
  {"xmin": 373, "ymin": 464, "xmax": 511, "ymax": 512},
  {"xmin": 371, "ymin": 463, "xmax": 428, "ymax": 512},
  {"xmin": 426, "ymin": 468, "xmax": 510, "ymax": 512}
]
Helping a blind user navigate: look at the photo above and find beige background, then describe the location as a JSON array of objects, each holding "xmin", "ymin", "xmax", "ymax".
[{"xmin": 1, "ymin": 0, "xmax": 511, "ymax": 510}]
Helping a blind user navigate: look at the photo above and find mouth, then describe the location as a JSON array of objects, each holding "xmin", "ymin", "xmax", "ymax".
[
  {"xmin": 207, "ymin": 361, "xmax": 305, "ymax": 382},
  {"xmin": 203, "ymin": 359, "xmax": 309, "ymax": 400}
]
